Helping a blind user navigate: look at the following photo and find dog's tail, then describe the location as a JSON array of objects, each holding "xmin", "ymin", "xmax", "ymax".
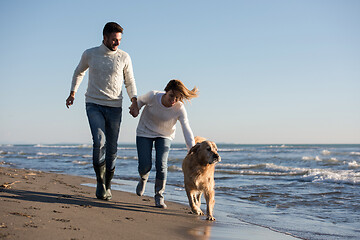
[{"xmin": 194, "ymin": 136, "xmax": 207, "ymax": 144}]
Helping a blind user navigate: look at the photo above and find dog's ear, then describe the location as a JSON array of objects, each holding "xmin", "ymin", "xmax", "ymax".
[{"xmin": 189, "ymin": 143, "xmax": 201, "ymax": 155}]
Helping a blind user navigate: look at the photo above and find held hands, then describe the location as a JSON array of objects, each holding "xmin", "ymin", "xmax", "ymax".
[{"xmin": 129, "ymin": 97, "xmax": 139, "ymax": 117}]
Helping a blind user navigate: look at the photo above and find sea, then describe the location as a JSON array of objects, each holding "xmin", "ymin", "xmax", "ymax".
[{"xmin": 1, "ymin": 143, "xmax": 359, "ymax": 240}]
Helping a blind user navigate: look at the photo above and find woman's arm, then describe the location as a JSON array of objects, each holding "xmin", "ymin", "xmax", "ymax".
[{"xmin": 178, "ymin": 106, "xmax": 195, "ymax": 150}]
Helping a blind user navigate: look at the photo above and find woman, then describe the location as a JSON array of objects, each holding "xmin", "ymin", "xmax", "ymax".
[{"xmin": 135, "ymin": 79, "xmax": 198, "ymax": 208}]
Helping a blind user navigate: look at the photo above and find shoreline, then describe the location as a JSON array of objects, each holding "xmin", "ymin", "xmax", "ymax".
[{"xmin": 0, "ymin": 166, "xmax": 300, "ymax": 239}]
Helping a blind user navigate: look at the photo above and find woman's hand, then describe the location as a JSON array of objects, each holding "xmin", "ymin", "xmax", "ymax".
[{"xmin": 129, "ymin": 97, "xmax": 139, "ymax": 117}]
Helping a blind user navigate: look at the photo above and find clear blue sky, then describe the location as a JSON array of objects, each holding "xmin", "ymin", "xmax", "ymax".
[{"xmin": 0, "ymin": 0, "xmax": 359, "ymax": 144}]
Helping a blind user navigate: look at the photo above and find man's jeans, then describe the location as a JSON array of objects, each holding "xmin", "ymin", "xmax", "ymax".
[
  {"xmin": 136, "ymin": 136, "xmax": 171, "ymax": 180},
  {"xmin": 86, "ymin": 103, "xmax": 122, "ymax": 170}
]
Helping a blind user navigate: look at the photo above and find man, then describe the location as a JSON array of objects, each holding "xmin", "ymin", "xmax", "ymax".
[{"xmin": 66, "ymin": 22, "xmax": 139, "ymax": 200}]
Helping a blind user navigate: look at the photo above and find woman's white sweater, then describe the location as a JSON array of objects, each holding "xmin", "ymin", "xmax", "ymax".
[{"xmin": 136, "ymin": 91, "xmax": 195, "ymax": 149}]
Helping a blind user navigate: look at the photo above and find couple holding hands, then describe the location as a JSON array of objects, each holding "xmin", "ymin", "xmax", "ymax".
[{"xmin": 66, "ymin": 22, "xmax": 198, "ymax": 208}]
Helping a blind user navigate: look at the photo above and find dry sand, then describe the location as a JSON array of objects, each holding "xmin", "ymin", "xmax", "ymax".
[{"xmin": 0, "ymin": 166, "xmax": 300, "ymax": 240}]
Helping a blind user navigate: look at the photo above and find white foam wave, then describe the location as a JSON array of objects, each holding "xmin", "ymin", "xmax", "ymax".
[
  {"xmin": 36, "ymin": 152, "xmax": 59, "ymax": 156},
  {"xmin": 217, "ymin": 169, "xmax": 305, "ymax": 176},
  {"xmin": 170, "ymin": 147, "xmax": 188, "ymax": 151},
  {"xmin": 322, "ymin": 150, "xmax": 331, "ymax": 155},
  {"xmin": 301, "ymin": 156, "xmax": 323, "ymax": 161},
  {"xmin": 269, "ymin": 144, "xmax": 290, "ymax": 148},
  {"xmin": 325, "ymin": 158, "xmax": 339, "ymax": 163},
  {"xmin": 117, "ymin": 156, "xmax": 138, "ymax": 160},
  {"xmin": 350, "ymin": 152, "xmax": 360, "ymax": 156},
  {"xmin": 218, "ymin": 148, "xmax": 246, "ymax": 152},
  {"xmin": 217, "ymin": 163, "xmax": 309, "ymax": 176},
  {"xmin": 35, "ymin": 144, "xmax": 92, "ymax": 148},
  {"xmin": 218, "ymin": 162, "xmax": 360, "ymax": 184},
  {"xmin": 27, "ymin": 156, "xmax": 42, "ymax": 159},
  {"xmin": 218, "ymin": 163, "xmax": 259, "ymax": 169},
  {"xmin": 303, "ymin": 169, "xmax": 360, "ymax": 184},
  {"xmin": 72, "ymin": 160, "xmax": 89, "ymax": 165},
  {"xmin": 118, "ymin": 147, "xmax": 136, "ymax": 150},
  {"xmin": 348, "ymin": 161, "xmax": 360, "ymax": 169}
]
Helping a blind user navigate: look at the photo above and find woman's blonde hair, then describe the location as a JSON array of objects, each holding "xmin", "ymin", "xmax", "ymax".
[{"xmin": 164, "ymin": 79, "xmax": 199, "ymax": 102}]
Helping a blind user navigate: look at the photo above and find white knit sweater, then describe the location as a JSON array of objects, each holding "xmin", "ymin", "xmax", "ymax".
[
  {"xmin": 136, "ymin": 91, "xmax": 195, "ymax": 149},
  {"xmin": 71, "ymin": 43, "xmax": 137, "ymax": 107}
]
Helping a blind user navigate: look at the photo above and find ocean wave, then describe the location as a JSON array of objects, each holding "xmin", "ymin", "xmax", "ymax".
[
  {"xmin": 217, "ymin": 163, "xmax": 307, "ymax": 173},
  {"xmin": 216, "ymin": 169, "xmax": 305, "ymax": 176},
  {"xmin": 168, "ymin": 165, "xmax": 182, "ymax": 172},
  {"xmin": 322, "ymin": 158, "xmax": 341, "ymax": 166},
  {"xmin": 118, "ymin": 147, "xmax": 136, "ymax": 150},
  {"xmin": 218, "ymin": 163, "xmax": 264, "ymax": 169},
  {"xmin": 269, "ymin": 144, "xmax": 289, "ymax": 148},
  {"xmin": 303, "ymin": 169, "xmax": 360, "ymax": 184},
  {"xmin": 34, "ymin": 144, "xmax": 92, "ymax": 148},
  {"xmin": 72, "ymin": 160, "xmax": 90, "ymax": 165},
  {"xmin": 117, "ymin": 156, "xmax": 138, "ymax": 160},
  {"xmin": 350, "ymin": 152, "xmax": 360, "ymax": 156},
  {"xmin": 1, "ymin": 151, "xmax": 15, "ymax": 155},
  {"xmin": 170, "ymin": 147, "xmax": 188, "ymax": 151},
  {"xmin": 36, "ymin": 152, "xmax": 60, "ymax": 156},
  {"xmin": 27, "ymin": 156, "xmax": 42, "ymax": 159},
  {"xmin": 218, "ymin": 148, "xmax": 246, "ymax": 152},
  {"xmin": 62, "ymin": 154, "xmax": 80, "ymax": 157},
  {"xmin": 216, "ymin": 162, "xmax": 360, "ymax": 184},
  {"xmin": 302, "ymin": 156, "xmax": 322, "ymax": 161},
  {"xmin": 348, "ymin": 161, "xmax": 360, "ymax": 169},
  {"xmin": 321, "ymin": 150, "xmax": 331, "ymax": 155}
]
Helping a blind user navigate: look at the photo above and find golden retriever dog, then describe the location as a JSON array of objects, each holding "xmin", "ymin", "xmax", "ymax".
[{"xmin": 182, "ymin": 136, "xmax": 221, "ymax": 221}]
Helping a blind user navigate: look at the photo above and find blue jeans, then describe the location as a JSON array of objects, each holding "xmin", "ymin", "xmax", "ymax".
[
  {"xmin": 136, "ymin": 136, "xmax": 171, "ymax": 180},
  {"xmin": 86, "ymin": 103, "xmax": 122, "ymax": 170}
]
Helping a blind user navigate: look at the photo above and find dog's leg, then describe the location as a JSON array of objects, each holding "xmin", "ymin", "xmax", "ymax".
[
  {"xmin": 195, "ymin": 192, "xmax": 202, "ymax": 209},
  {"xmin": 204, "ymin": 189, "xmax": 215, "ymax": 221},
  {"xmin": 186, "ymin": 189, "xmax": 204, "ymax": 215}
]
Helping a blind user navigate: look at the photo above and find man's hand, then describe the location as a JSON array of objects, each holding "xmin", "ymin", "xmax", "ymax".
[
  {"xmin": 66, "ymin": 91, "xmax": 76, "ymax": 108},
  {"xmin": 129, "ymin": 97, "xmax": 139, "ymax": 117}
]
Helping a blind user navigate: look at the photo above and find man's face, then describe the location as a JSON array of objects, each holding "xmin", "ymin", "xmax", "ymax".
[{"xmin": 103, "ymin": 32, "xmax": 122, "ymax": 51}]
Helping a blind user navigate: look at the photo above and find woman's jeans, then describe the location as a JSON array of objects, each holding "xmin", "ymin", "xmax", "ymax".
[
  {"xmin": 136, "ymin": 136, "xmax": 171, "ymax": 180},
  {"xmin": 86, "ymin": 103, "xmax": 122, "ymax": 170}
]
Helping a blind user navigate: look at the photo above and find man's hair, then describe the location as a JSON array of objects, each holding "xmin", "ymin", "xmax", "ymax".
[{"xmin": 103, "ymin": 22, "xmax": 123, "ymax": 36}]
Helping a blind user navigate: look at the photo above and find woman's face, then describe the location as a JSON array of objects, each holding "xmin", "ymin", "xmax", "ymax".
[{"xmin": 162, "ymin": 90, "xmax": 181, "ymax": 107}]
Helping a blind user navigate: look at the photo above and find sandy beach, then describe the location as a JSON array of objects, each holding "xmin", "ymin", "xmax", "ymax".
[
  {"xmin": 0, "ymin": 166, "xmax": 300, "ymax": 240},
  {"xmin": 0, "ymin": 166, "xmax": 213, "ymax": 240}
]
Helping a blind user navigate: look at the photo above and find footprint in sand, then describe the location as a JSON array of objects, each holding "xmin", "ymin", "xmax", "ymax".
[{"xmin": 52, "ymin": 218, "xmax": 70, "ymax": 223}]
